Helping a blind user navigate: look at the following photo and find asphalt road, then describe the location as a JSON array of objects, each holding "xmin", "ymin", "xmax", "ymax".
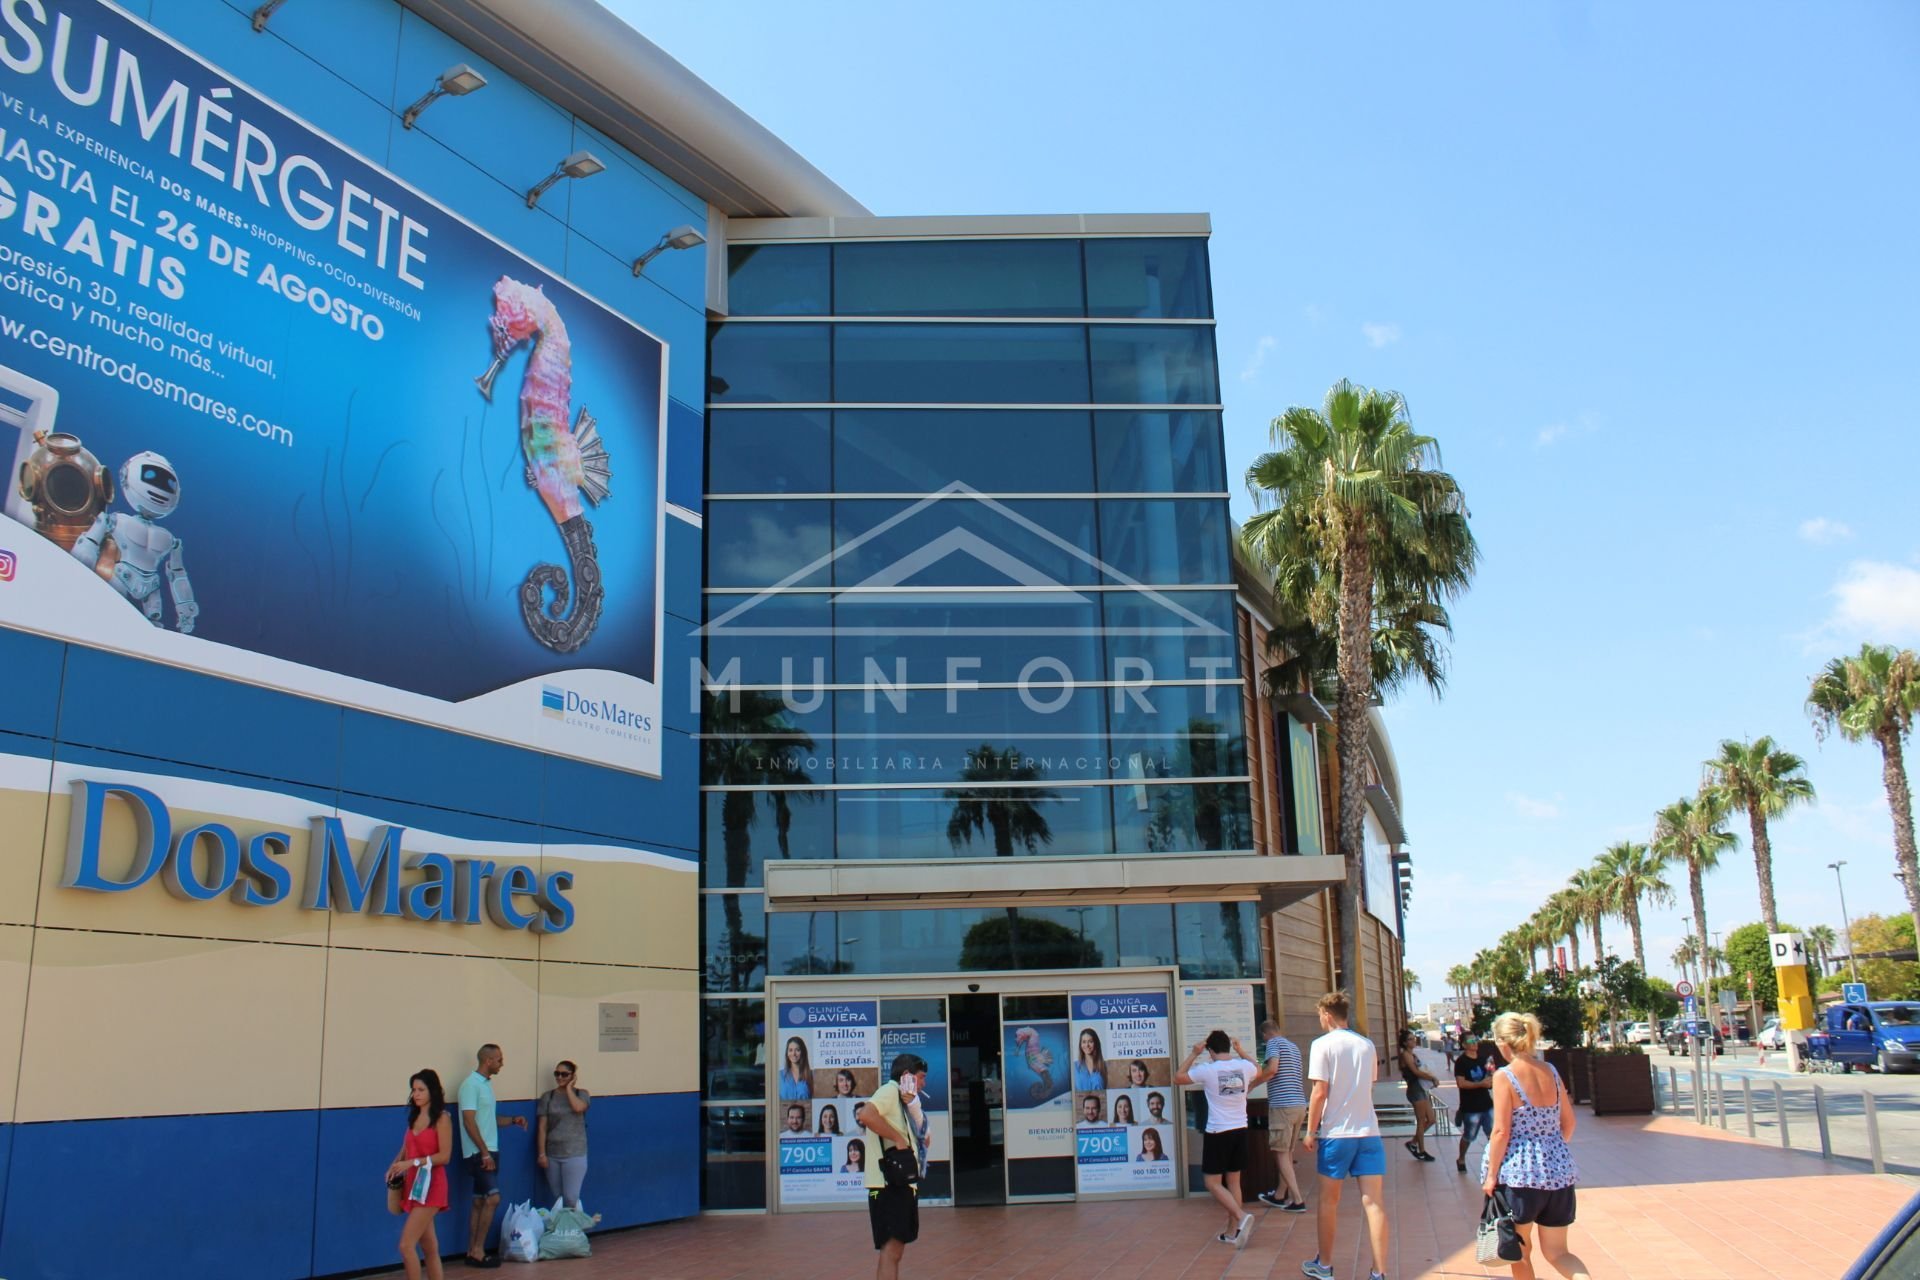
[{"xmin": 1645, "ymin": 1047, "xmax": 1920, "ymax": 1181}]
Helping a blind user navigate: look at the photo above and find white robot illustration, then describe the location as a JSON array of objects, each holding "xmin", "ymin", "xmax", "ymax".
[{"xmin": 72, "ymin": 451, "xmax": 199, "ymax": 635}]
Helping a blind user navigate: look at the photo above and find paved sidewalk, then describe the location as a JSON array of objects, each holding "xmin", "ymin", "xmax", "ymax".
[{"xmin": 372, "ymin": 1114, "xmax": 1912, "ymax": 1278}]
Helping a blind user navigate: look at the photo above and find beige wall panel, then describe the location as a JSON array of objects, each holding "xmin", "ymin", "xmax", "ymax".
[
  {"xmin": 37, "ymin": 764, "xmax": 331, "ymax": 945},
  {"xmin": 17, "ymin": 931, "xmax": 326, "ymax": 1121},
  {"xmin": 0, "ymin": 924, "xmax": 32, "ymax": 1121},
  {"xmin": 533, "ymin": 962, "xmax": 698, "ymax": 1099},
  {"xmin": 536, "ymin": 848, "xmax": 696, "ymax": 970},
  {"xmin": 318, "ymin": 948, "xmax": 539, "ymax": 1111},
  {"xmin": 0, "ymin": 755, "xmax": 52, "ymax": 926}
]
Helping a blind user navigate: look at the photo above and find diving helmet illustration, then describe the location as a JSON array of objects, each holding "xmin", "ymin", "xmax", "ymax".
[
  {"xmin": 17, "ymin": 431, "xmax": 113, "ymax": 552},
  {"xmin": 119, "ymin": 450, "xmax": 181, "ymax": 519}
]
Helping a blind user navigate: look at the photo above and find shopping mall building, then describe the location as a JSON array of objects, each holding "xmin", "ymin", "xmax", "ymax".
[{"xmin": 0, "ymin": 1, "xmax": 1411, "ymax": 1275}]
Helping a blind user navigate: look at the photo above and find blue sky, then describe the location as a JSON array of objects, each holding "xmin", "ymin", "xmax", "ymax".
[{"xmin": 618, "ymin": 2, "xmax": 1920, "ymax": 997}]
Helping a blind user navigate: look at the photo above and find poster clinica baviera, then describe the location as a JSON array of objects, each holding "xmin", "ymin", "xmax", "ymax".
[{"xmin": 0, "ymin": 0, "xmax": 667, "ymax": 775}]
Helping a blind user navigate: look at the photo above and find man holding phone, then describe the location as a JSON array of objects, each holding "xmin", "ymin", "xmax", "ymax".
[{"xmin": 858, "ymin": 1052, "xmax": 929, "ymax": 1280}]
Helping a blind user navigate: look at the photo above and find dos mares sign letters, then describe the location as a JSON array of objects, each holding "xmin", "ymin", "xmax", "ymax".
[{"xmin": 61, "ymin": 780, "xmax": 576, "ymax": 932}]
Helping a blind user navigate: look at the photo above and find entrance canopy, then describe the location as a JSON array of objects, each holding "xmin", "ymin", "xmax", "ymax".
[{"xmin": 764, "ymin": 852, "xmax": 1345, "ymax": 911}]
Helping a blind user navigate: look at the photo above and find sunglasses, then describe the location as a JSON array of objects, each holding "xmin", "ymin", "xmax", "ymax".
[{"xmin": 554, "ymin": 1070, "xmax": 573, "ymax": 1079}]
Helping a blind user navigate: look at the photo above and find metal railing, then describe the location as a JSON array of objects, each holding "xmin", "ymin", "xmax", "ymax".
[{"xmin": 1659, "ymin": 1060, "xmax": 1909, "ymax": 1177}]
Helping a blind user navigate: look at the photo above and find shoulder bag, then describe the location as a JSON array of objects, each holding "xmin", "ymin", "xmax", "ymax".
[
  {"xmin": 877, "ymin": 1090, "xmax": 920, "ymax": 1188},
  {"xmin": 1476, "ymin": 1189, "xmax": 1522, "ymax": 1263}
]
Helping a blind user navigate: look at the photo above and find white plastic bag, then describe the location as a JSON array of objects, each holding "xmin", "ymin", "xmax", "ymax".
[{"xmin": 501, "ymin": 1199, "xmax": 543, "ymax": 1263}]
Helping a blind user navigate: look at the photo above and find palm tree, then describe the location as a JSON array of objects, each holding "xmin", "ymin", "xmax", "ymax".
[
  {"xmin": 1806, "ymin": 924, "xmax": 1838, "ymax": 977},
  {"xmin": 1671, "ymin": 936, "xmax": 1699, "ymax": 988},
  {"xmin": 1541, "ymin": 893, "xmax": 1581, "ymax": 972},
  {"xmin": 1446, "ymin": 963, "xmax": 1473, "ymax": 1008},
  {"xmin": 1654, "ymin": 794, "xmax": 1738, "ymax": 1001},
  {"xmin": 1570, "ymin": 864, "xmax": 1611, "ymax": 963},
  {"xmin": 947, "ymin": 745, "xmax": 1058, "ymax": 968},
  {"xmin": 1241, "ymin": 379, "xmax": 1477, "ymax": 990},
  {"xmin": 1808, "ymin": 644, "xmax": 1920, "ymax": 925},
  {"xmin": 1704, "ymin": 736, "xmax": 1816, "ymax": 934},
  {"xmin": 1597, "ymin": 840, "xmax": 1672, "ymax": 972}
]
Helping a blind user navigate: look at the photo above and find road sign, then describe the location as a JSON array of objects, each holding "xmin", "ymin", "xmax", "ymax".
[
  {"xmin": 1683, "ymin": 995, "xmax": 1698, "ymax": 1019},
  {"xmin": 1675, "ymin": 980, "xmax": 1694, "ymax": 998},
  {"xmin": 1769, "ymin": 932, "xmax": 1808, "ymax": 968},
  {"xmin": 1718, "ymin": 988, "xmax": 1738, "ymax": 1010},
  {"xmin": 1843, "ymin": 982, "xmax": 1869, "ymax": 1003}
]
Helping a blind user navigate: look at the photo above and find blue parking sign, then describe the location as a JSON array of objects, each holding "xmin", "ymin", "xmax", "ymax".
[{"xmin": 1842, "ymin": 982, "xmax": 1869, "ymax": 1004}]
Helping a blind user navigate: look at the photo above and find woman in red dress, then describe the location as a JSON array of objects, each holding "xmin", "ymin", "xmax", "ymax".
[{"xmin": 387, "ymin": 1069, "xmax": 453, "ymax": 1280}]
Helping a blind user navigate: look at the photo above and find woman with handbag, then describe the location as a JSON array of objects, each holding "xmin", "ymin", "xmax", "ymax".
[
  {"xmin": 1479, "ymin": 1013, "xmax": 1591, "ymax": 1280},
  {"xmin": 386, "ymin": 1069, "xmax": 452, "ymax": 1280}
]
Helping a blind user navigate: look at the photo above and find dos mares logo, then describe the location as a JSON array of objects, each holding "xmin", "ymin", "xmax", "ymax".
[
  {"xmin": 541, "ymin": 684, "xmax": 653, "ymax": 736},
  {"xmin": 60, "ymin": 781, "xmax": 576, "ymax": 932}
]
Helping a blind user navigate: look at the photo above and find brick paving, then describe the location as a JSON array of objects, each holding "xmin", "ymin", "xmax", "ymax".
[{"xmin": 370, "ymin": 1114, "xmax": 1912, "ymax": 1278}]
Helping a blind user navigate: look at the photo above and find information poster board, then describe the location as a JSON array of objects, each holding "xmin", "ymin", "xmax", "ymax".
[
  {"xmin": 0, "ymin": 0, "xmax": 668, "ymax": 774},
  {"xmin": 1069, "ymin": 991, "xmax": 1177, "ymax": 1194},
  {"xmin": 1177, "ymin": 982, "xmax": 1257, "ymax": 1058},
  {"xmin": 773, "ymin": 1000, "xmax": 879, "ymax": 1206},
  {"xmin": 1002, "ymin": 1018, "xmax": 1073, "ymax": 1160}
]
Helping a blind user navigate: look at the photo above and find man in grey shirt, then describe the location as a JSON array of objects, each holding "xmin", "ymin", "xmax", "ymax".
[{"xmin": 537, "ymin": 1059, "xmax": 592, "ymax": 1208}]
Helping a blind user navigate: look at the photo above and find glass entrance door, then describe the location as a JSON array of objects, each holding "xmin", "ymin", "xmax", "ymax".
[{"xmin": 946, "ymin": 992, "xmax": 1005, "ymax": 1206}]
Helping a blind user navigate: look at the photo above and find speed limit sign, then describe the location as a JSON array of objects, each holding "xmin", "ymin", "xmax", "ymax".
[{"xmin": 1675, "ymin": 980, "xmax": 1694, "ymax": 998}]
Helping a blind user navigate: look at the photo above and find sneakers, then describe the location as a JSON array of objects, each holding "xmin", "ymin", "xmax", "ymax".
[
  {"xmin": 1218, "ymin": 1230, "xmax": 1239, "ymax": 1244},
  {"xmin": 1259, "ymin": 1189, "xmax": 1311, "ymax": 1212},
  {"xmin": 1235, "ymin": 1212, "xmax": 1255, "ymax": 1250},
  {"xmin": 1281, "ymin": 1197, "xmax": 1309, "ymax": 1213},
  {"xmin": 1302, "ymin": 1260, "xmax": 1335, "ymax": 1280}
]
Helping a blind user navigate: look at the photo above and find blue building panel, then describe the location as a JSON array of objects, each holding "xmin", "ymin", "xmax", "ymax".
[
  {"xmin": 338, "ymin": 710, "xmax": 546, "ymax": 827},
  {"xmin": 384, "ymin": 125, "xmax": 572, "ymax": 273},
  {"xmin": 0, "ymin": 630, "xmax": 64, "ymax": 740},
  {"xmin": 664, "ymin": 516, "xmax": 703, "ymax": 625}
]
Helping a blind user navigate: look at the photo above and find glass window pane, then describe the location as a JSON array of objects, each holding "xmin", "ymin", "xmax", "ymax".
[
  {"xmin": 702, "ymin": 789, "xmax": 833, "ymax": 890},
  {"xmin": 835, "ymin": 410, "xmax": 1094, "ymax": 493},
  {"xmin": 1085, "ymin": 238, "xmax": 1212, "ymax": 318},
  {"xmin": 708, "ymin": 324, "xmax": 830, "ymax": 403},
  {"xmin": 835, "ymin": 325, "xmax": 1089, "ymax": 404},
  {"xmin": 1001, "ymin": 994, "xmax": 1069, "ymax": 1021},
  {"xmin": 702, "ymin": 999, "xmax": 766, "ymax": 1099},
  {"xmin": 834, "ymin": 498, "xmax": 1097, "ymax": 587},
  {"xmin": 727, "ymin": 244, "xmax": 831, "ymax": 316},
  {"xmin": 1112, "ymin": 781, "xmax": 1251, "ymax": 854},
  {"xmin": 830, "ymin": 686, "xmax": 1108, "ymax": 785},
  {"xmin": 702, "ymin": 697, "xmax": 832, "ymax": 786},
  {"xmin": 1089, "ymin": 326, "xmax": 1219, "ymax": 405},
  {"xmin": 832, "ymin": 906, "xmax": 1113, "ymax": 975},
  {"xmin": 1094, "ymin": 411, "xmax": 1226, "ymax": 493},
  {"xmin": 704, "ymin": 893, "xmax": 768, "ymax": 992},
  {"xmin": 834, "ymin": 593, "xmax": 1104, "ymax": 685},
  {"xmin": 835, "ymin": 786, "xmax": 1113, "ymax": 861},
  {"xmin": 1098, "ymin": 499, "xmax": 1230, "ymax": 584},
  {"xmin": 767, "ymin": 909, "xmax": 843, "ymax": 977},
  {"xmin": 708, "ymin": 410, "xmax": 830, "ymax": 493},
  {"xmin": 1109, "ymin": 685, "xmax": 1247, "ymax": 780},
  {"xmin": 834, "ymin": 240, "xmax": 1083, "ymax": 317},
  {"xmin": 1175, "ymin": 901, "xmax": 1260, "ymax": 979},
  {"xmin": 703, "ymin": 593, "xmax": 833, "ymax": 690},
  {"xmin": 1103, "ymin": 589, "xmax": 1237, "ymax": 683},
  {"xmin": 701, "ymin": 1105, "xmax": 767, "ymax": 1209},
  {"xmin": 880, "ymin": 998, "xmax": 947, "ymax": 1025},
  {"xmin": 706, "ymin": 499, "xmax": 831, "ymax": 587},
  {"xmin": 1116, "ymin": 904, "xmax": 1176, "ymax": 969}
]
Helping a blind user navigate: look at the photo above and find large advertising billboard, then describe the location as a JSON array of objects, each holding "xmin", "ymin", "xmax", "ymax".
[{"xmin": 0, "ymin": 0, "xmax": 666, "ymax": 775}]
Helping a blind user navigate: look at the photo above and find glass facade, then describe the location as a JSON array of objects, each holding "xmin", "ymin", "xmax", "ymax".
[{"xmin": 701, "ymin": 234, "xmax": 1246, "ymax": 1208}]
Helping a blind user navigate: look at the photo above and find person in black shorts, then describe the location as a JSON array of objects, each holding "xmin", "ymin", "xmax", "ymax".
[
  {"xmin": 858, "ymin": 1052, "xmax": 929, "ymax": 1280},
  {"xmin": 1177, "ymin": 1030, "xmax": 1278, "ymax": 1250}
]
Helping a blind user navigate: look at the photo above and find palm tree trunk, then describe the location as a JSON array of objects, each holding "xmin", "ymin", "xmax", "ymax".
[
  {"xmin": 1627, "ymin": 896, "xmax": 1646, "ymax": 972},
  {"xmin": 1332, "ymin": 527, "xmax": 1374, "ymax": 997},
  {"xmin": 1567, "ymin": 931, "xmax": 1580, "ymax": 972},
  {"xmin": 1879, "ymin": 728, "xmax": 1920, "ymax": 925},
  {"xmin": 1747, "ymin": 804, "xmax": 1779, "ymax": 935},
  {"xmin": 1590, "ymin": 916, "xmax": 1604, "ymax": 965},
  {"xmin": 1690, "ymin": 861, "xmax": 1710, "ymax": 1003}
]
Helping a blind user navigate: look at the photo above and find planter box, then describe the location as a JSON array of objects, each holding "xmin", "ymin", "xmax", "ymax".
[
  {"xmin": 1542, "ymin": 1048, "xmax": 1593, "ymax": 1104},
  {"xmin": 1587, "ymin": 1052, "xmax": 1656, "ymax": 1115}
]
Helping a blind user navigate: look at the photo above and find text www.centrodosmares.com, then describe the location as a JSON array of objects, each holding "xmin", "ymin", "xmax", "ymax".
[{"xmin": 1, "ymin": 314, "xmax": 292, "ymax": 447}]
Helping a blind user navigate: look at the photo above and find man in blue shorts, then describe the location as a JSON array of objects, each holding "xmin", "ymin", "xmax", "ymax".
[{"xmin": 1300, "ymin": 991, "xmax": 1389, "ymax": 1280}]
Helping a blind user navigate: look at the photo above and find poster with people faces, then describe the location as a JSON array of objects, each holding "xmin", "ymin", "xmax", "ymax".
[
  {"xmin": 1069, "ymin": 991, "xmax": 1178, "ymax": 1194},
  {"xmin": 773, "ymin": 1000, "xmax": 879, "ymax": 1206}
]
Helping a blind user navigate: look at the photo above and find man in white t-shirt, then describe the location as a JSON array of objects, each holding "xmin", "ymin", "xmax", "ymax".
[
  {"xmin": 1300, "ymin": 991, "xmax": 1389, "ymax": 1280},
  {"xmin": 1176, "ymin": 1029, "xmax": 1277, "ymax": 1251}
]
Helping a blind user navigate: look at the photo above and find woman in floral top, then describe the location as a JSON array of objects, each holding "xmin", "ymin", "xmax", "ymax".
[{"xmin": 1480, "ymin": 1012, "xmax": 1591, "ymax": 1280}]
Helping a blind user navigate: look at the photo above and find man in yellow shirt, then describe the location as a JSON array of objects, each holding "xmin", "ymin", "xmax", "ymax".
[{"xmin": 858, "ymin": 1052, "xmax": 929, "ymax": 1280}]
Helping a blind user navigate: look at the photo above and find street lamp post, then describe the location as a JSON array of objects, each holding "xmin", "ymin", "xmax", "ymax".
[{"xmin": 1829, "ymin": 860, "xmax": 1860, "ymax": 983}]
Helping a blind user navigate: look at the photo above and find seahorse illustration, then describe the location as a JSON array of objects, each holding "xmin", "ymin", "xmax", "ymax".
[
  {"xmin": 1013, "ymin": 1025, "xmax": 1056, "ymax": 1101},
  {"xmin": 475, "ymin": 277, "xmax": 612, "ymax": 653}
]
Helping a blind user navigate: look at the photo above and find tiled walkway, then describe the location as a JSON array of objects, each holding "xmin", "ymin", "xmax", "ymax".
[{"xmin": 373, "ymin": 1115, "xmax": 1913, "ymax": 1278}]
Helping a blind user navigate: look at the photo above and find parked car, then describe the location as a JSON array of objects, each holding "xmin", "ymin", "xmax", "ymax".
[
  {"xmin": 1664, "ymin": 1018, "xmax": 1725, "ymax": 1056},
  {"xmin": 1626, "ymin": 1021, "xmax": 1654, "ymax": 1045},
  {"xmin": 1756, "ymin": 1018, "xmax": 1786, "ymax": 1050},
  {"xmin": 1844, "ymin": 1187, "xmax": 1920, "ymax": 1279}
]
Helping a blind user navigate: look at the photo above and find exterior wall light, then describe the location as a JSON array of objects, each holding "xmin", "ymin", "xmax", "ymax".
[
  {"xmin": 401, "ymin": 63, "xmax": 488, "ymax": 129},
  {"xmin": 250, "ymin": 0, "xmax": 289, "ymax": 31},
  {"xmin": 526, "ymin": 151, "xmax": 606, "ymax": 210},
  {"xmin": 631, "ymin": 225, "xmax": 706, "ymax": 276}
]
